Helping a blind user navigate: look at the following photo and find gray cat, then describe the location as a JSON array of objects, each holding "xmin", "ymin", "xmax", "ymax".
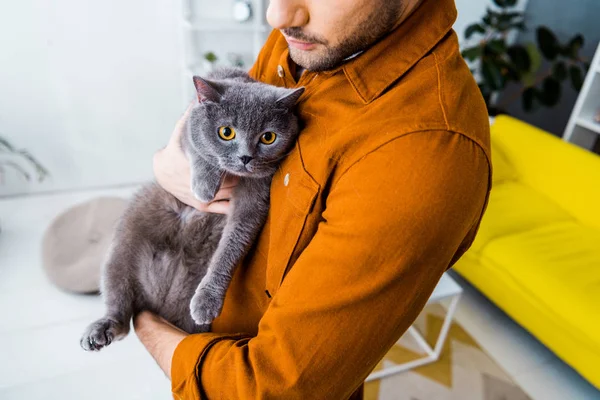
[{"xmin": 80, "ymin": 67, "xmax": 304, "ymax": 351}]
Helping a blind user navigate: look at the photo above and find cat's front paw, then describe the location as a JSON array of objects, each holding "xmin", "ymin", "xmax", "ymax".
[
  {"xmin": 80, "ymin": 318, "xmax": 127, "ymax": 352},
  {"xmin": 190, "ymin": 286, "xmax": 224, "ymax": 325},
  {"xmin": 191, "ymin": 177, "xmax": 218, "ymax": 203}
]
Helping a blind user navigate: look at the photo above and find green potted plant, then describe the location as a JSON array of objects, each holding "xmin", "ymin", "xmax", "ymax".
[
  {"xmin": 0, "ymin": 135, "xmax": 48, "ymax": 233},
  {"xmin": 203, "ymin": 51, "xmax": 219, "ymax": 73},
  {"xmin": 0, "ymin": 136, "xmax": 48, "ymax": 185},
  {"xmin": 461, "ymin": 0, "xmax": 590, "ymax": 114}
]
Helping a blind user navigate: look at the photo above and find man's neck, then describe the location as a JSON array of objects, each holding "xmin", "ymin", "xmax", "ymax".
[
  {"xmin": 293, "ymin": 50, "xmax": 363, "ymax": 80},
  {"xmin": 393, "ymin": 0, "xmax": 423, "ymax": 30}
]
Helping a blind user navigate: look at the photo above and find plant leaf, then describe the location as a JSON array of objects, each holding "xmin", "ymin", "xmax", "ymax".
[
  {"xmin": 478, "ymin": 84, "xmax": 492, "ymax": 109},
  {"xmin": 498, "ymin": 59, "xmax": 520, "ymax": 81},
  {"xmin": 461, "ymin": 46, "xmax": 482, "ymax": 62},
  {"xmin": 482, "ymin": 59, "xmax": 505, "ymax": 91},
  {"xmin": 552, "ymin": 61, "xmax": 568, "ymax": 81},
  {"xmin": 203, "ymin": 52, "xmax": 218, "ymax": 62},
  {"xmin": 569, "ymin": 65, "xmax": 585, "ymax": 91},
  {"xmin": 496, "ymin": 12, "xmax": 524, "ymax": 31},
  {"xmin": 538, "ymin": 77, "xmax": 561, "ymax": 107},
  {"xmin": 521, "ymin": 42, "xmax": 542, "ymax": 87},
  {"xmin": 483, "ymin": 14, "xmax": 492, "ymax": 26},
  {"xmin": 502, "ymin": 12, "xmax": 523, "ymax": 20},
  {"xmin": 510, "ymin": 21, "xmax": 527, "ymax": 31},
  {"xmin": 0, "ymin": 136, "xmax": 48, "ymax": 182},
  {"xmin": 492, "ymin": 0, "xmax": 517, "ymax": 8},
  {"xmin": 465, "ymin": 23, "xmax": 486, "ymax": 39},
  {"xmin": 17, "ymin": 150, "xmax": 49, "ymax": 181},
  {"xmin": 485, "ymin": 8, "xmax": 502, "ymax": 29},
  {"xmin": 0, "ymin": 136, "xmax": 15, "ymax": 152},
  {"xmin": 567, "ymin": 34, "xmax": 585, "ymax": 58},
  {"xmin": 507, "ymin": 45, "xmax": 531, "ymax": 72},
  {"xmin": 537, "ymin": 26, "xmax": 559, "ymax": 60},
  {"xmin": 522, "ymin": 87, "xmax": 537, "ymax": 112},
  {"xmin": 486, "ymin": 39, "xmax": 507, "ymax": 55},
  {"xmin": 0, "ymin": 161, "xmax": 31, "ymax": 181}
]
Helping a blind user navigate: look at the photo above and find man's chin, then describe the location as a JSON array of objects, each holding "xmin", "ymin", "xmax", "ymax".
[
  {"xmin": 289, "ymin": 46, "xmax": 329, "ymax": 72},
  {"xmin": 288, "ymin": 47, "xmax": 315, "ymax": 70},
  {"xmin": 288, "ymin": 48, "xmax": 340, "ymax": 72}
]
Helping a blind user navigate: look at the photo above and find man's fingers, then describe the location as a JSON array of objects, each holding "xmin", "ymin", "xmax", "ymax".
[
  {"xmin": 212, "ymin": 187, "xmax": 235, "ymax": 202},
  {"xmin": 186, "ymin": 197, "xmax": 231, "ymax": 215},
  {"xmin": 158, "ymin": 107, "xmax": 237, "ymax": 216},
  {"xmin": 169, "ymin": 102, "xmax": 194, "ymax": 146},
  {"xmin": 206, "ymin": 201, "xmax": 230, "ymax": 214}
]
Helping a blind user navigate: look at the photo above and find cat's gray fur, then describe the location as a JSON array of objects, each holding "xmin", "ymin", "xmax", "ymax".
[{"xmin": 80, "ymin": 67, "xmax": 304, "ymax": 351}]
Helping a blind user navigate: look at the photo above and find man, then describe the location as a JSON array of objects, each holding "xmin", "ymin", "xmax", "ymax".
[{"xmin": 135, "ymin": 0, "xmax": 492, "ymax": 398}]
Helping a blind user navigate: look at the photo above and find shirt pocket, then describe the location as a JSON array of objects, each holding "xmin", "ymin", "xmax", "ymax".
[{"xmin": 265, "ymin": 141, "xmax": 320, "ymax": 297}]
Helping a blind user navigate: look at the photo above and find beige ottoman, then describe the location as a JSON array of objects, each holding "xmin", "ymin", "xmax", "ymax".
[{"xmin": 42, "ymin": 197, "xmax": 128, "ymax": 294}]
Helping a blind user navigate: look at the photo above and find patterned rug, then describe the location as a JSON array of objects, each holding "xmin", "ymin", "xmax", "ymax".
[{"xmin": 365, "ymin": 304, "xmax": 531, "ymax": 400}]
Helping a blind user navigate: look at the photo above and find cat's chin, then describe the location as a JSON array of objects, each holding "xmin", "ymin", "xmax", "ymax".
[{"xmin": 225, "ymin": 167, "xmax": 273, "ymax": 178}]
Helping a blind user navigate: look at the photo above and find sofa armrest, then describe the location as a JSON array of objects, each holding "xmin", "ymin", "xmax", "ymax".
[{"xmin": 492, "ymin": 115, "xmax": 600, "ymax": 229}]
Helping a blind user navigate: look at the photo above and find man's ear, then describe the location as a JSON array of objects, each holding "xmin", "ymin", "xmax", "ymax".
[
  {"xmin": 193, "ymin": 76, "xmax": 224, "ymax": 103},
  {"xmin": 275, "ymin": 87, "xmax": 305, "ymax": 108}
]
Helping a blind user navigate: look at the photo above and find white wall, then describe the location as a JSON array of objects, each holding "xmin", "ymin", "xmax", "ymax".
[
  {"xmin": 0, "ymin": 0, "xmax": 527, "ymax": 197},
  {"xmin": 0, "ymin": 0, "xmax": 185, "ymax": 196}
]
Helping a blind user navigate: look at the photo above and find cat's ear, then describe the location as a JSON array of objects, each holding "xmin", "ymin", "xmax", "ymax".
[
  {"xmin": 193, "ymin": 76, "xmax": 224, "ymax": 103},
  {"xmin": 275, "ymin": 87, "xmax": 305, "ymax": 108}
]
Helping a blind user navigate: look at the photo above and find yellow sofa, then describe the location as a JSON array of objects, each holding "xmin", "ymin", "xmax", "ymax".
[{"xmin": 454, "ymin": 115, "xmax": 600, "ymax": 389}]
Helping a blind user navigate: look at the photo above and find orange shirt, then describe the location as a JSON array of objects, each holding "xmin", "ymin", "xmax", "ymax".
[{"xmin": 172, "ymin": 0, "xmax": 492, "ymax": 398}]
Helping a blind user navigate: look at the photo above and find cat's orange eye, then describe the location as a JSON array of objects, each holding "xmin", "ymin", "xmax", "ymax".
[
  {"xmin": 260, "ymin": 132, "xmax": 277, "ymax": 145},
  {"xmin": 218, "ymin": 126, "xmax": 236, "ymax": 141}
]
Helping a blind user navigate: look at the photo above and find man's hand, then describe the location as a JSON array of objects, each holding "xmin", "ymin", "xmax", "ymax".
[
  {"xmin": 133, "ymin": 311, "xmax": 188, "ymax": 379},
  {"xmin": 153, "ymin": 104, "xmax": 239, "ymax": 214}
]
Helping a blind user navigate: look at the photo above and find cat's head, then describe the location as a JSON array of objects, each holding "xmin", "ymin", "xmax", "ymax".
[{"xmin": 187, "ymin": 74, "xmax": 304, "ymax": 178}]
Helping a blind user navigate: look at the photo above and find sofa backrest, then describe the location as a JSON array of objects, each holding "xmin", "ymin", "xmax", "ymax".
[{"xmin": 490, "ymin": 116, "xmax": 600, "ymax": 230}]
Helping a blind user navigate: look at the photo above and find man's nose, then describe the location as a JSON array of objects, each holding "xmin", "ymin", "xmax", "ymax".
[{"xmin": 266, "ymin": 0, "xmax": 309, "ymax": 30}]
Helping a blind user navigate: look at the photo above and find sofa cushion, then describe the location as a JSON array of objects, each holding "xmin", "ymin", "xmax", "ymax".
[
  {"xmin": 470, "ymin": 181, "xmax": 574, "ymax": 253},
  {"xmin": 490, "ymin": 141, "xmax": 519, "ymax": 185},
  {"xmin": 480, "ymin": 222, "xmax": 600, "ymax": 378},
  {"xmin": 483, "ymin": 221, "xmax": 600, "ymax": 326}
]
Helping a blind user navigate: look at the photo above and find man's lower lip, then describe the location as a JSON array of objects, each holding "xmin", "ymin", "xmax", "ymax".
[{"xmin": 287, "ymin": 39, "xmax": 316, "ymax": 51}]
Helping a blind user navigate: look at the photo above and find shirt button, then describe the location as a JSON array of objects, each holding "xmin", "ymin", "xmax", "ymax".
[
  {"xmin": 284, "ymin": 173, "xmax": 290, "ymax": 186},
  {"xmin": 277, "ymin": 65, "xmax": 285, "ymax": 78}
]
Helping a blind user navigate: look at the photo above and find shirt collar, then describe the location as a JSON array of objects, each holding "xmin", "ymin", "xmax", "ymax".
[{"xmin": 342, "ymin": 0, "xmax": 457, "ymax": 104}]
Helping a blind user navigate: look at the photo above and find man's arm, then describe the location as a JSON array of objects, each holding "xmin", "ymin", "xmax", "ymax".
[
  {"xmin": 134, "ymin": 311, "xmax": 188, "ymax": 378},
  {"xmin": 141, "ymin": 130, "xmax": 490, "ymax": 399},
  {"xmin": 135, "ymin": 30, "xmax": 279, "ymax": 373}
]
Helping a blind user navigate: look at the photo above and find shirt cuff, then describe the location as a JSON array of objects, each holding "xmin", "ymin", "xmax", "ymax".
[{"xmin": 171, "ymin": 332, "xmax": 250, "ymax": 400}]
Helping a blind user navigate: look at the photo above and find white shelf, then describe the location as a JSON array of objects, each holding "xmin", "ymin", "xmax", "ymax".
[
  {"xmin": 575, "ymin": 117, "xmax": 600, "ymax": 135},
  {"xmin": 179, "ymin": 0, "xmax": 269, "ymax": 106},
  {"xmin": 564, "ymin": 41, "xmax": 600, "ymax": 150}
]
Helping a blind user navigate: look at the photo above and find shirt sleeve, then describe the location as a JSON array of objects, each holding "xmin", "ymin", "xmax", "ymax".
[{"xmin": 171, "ymin": 130, "xmax": 491, "ymax": 400}]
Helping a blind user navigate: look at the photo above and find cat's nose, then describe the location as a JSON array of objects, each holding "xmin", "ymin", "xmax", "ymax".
[{"xmin": 239, "ymin": 155, "xmax": 253, "ymax": 165}]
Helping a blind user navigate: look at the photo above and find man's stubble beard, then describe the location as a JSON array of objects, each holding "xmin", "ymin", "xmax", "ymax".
[{"xmin": 285, "ymin": 1, "xmax": 405, "ymax": 72}]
